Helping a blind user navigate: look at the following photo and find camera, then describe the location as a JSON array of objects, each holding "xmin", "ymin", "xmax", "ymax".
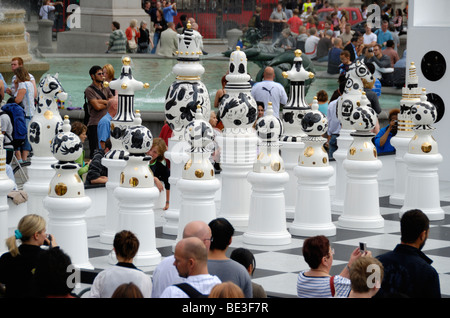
[
  {"xmin": 359, "ymin": 242, "xmax": 367, "ymax": 253},
  {"xmin": 43, "ymin": 234, "xmax": 52, "ymax": 247}
]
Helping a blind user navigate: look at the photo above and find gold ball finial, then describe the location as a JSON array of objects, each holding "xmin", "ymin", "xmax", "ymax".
[
  {"xmin": 282, "ymin": 71, "xmax": 288, "ymax": 79},
  {"xmin": 103, "ymin": 81, "xmax": 109, "ymax": 88},
  {"xmin": 143, "ymin": 83, "xmax": 150, "ymax": 89},
  {"xmin": 121, "ymin": 83, "xmax": 128, "ymax": 90},
  {"xmin": 236, "ymin": 46, "xmax": 241, "ymax": 51},
  {"xmin": 295, "ymin": 49, "xmax": 302, "ymax": 57},
  {"xmin": 122, "ymin": 56, "xmax": 131, "ymax": 66},
  {"xmin": 64, "ymin": 115, "xmax": 69, "ymax": 120},
  {"xmin": 308, "ymin": 72, "xmax": 315, "ymax": 79},
  {"xmin": 187, "ymin": 21, "xmax": 191, "ymax": 29}
]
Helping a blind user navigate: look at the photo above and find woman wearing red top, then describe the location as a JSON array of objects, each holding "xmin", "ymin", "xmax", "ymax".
[{"xmin": 125, "ymin": 19, "xmax": 140, "ymax": 53}]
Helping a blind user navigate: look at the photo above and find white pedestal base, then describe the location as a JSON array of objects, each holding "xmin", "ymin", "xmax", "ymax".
[
  {"xmin": 0, "ymin": 178, "xmax": 16, "ymax": 255},
  {"xmin": 99, "ymin": 158, "xmax": 126, "ymax": 245},
  {"xmin": 115, "ymin": 186, "xmax": 161, "ymax": 266},
  {"xmin": 290, "ymin": 165, "xmax": 336, "ymax": 237},
  {"xmin": 176, "ymin": 178, "xmax": 220, "ymax": 242},
  {"xmin": 280, "ymin": 141, "xmax": 304, "ymax": 219},
  {"xmin": 23, "ymin": 156, "xmax": 57, "ymax": 220},
  {"xmin": 243, "ymin": 172, "xmax": 291, "ymax": 245},
  {"xmin": 44, "ymin": 196, "xmax": 93, "ymax": 269},
  {"xmin": 400, "ymin": 153, "xmax": 444, "ymax": 221},
  {"xmin": 331, "ymin": 129, "xmax": 353, "ymax": 213},
  {"xmin": 389, "ymin": 136, "xmax": 411, "ymax": 205},
  {"xmin": 338, "ymin": 159, "xmax": 384, "ymax": 229}
]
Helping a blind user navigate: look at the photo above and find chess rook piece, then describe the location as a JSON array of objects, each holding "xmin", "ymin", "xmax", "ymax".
[
  {"xmin": 400, "ymin": 88, "xmax": 444, "ymax": 220},
  {"xmin": 43, "ymin": 116, "xmax": 93, "ymax": 269},
  {"xmin": 338, "ymin": 93, "xmax": 384, "ymax": 229},
  {"xmin": 244, "ymin": 102, "xmax": 291, "ymax": 245},
  {"xmin": 290, "ymin": 97, "xmax": 336, "ymax": 237}
]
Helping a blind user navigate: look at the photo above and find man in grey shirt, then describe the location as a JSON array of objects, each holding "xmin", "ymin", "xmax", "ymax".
[{"xmin": 207, "ymin": 218, "xmax": 253, "ymax": 298}]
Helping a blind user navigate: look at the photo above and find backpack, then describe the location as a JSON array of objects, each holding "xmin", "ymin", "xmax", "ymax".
[
  {"xmin": 175, "ymin": 283, "xmax": 209, "ymax": 298},
  {"xmin": 1, "ymin": 103, "xmax": 27, "ymax": 141}
]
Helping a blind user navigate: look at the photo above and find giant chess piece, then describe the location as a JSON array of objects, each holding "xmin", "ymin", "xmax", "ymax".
[
  {"xmin": 114, "ymin": 111, "xmax": 162, "ymax": 266},
  {"xmin": 0, "ymin": 121, "xmax": 16, "ymax": 255},
  {"xmin": 400, "ymin": 89, "xmax": 444, "ymax": 220},
  {"xmin": 290, "ymin": 97, "xmax": 336, "ymax": 237},
  {"xmin": 24, "ymin": 73, "xmax": 66, "ymax": 219},
  {"xmin": 390, "ymin": 62, "xmax": 422, "ymax": 205},
  {"xmin": 43, "ymin": 116, "xmax": 93, "ymax": 269},
  {"xmin": 163, "ymin": 22, "xmax": 211, "ymax": 235},
  {"xmin": 100, "ymin": 56, "xmax": 150, "ymax": 244},
  {"xmin": 217, "ymin": 46, "xmax": 258, "ymax": 226},
  {"xmin": 244, "ymin": 102, "xmax": 291, "ymax": 245},
  {"xmin": 176, "ymin": 106, "xmax": 220, "ymax": 243},
  {"xmin": 280, "ymin": 49, "xmax": 315, "ymax": 218},
  {"xmin": 338, "ymin": 93, "xmax": 384, "ymax": 229},
  {"xmin": 332, "ymin": 60, "xmax": 373, "ymax": 212}
]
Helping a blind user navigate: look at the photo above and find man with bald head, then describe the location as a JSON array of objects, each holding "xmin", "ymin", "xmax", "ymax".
[
  {"xmin": 250, "ymin": 66, "xmax": 288, "ymax": 118},
  {"xmin": 151, "ymin": 221, "xmax": 213, "ymax": 297},
  {"xmin": 160, "ymin": 237, "xmax": 221, "ymax": 298}
]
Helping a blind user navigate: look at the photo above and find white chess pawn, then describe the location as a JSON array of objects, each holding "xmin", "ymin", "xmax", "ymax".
[
  {"xmin": 43, "ymin": 116, "xmax": 93, "ymax": 269},
  {"xmin": 400, "ymin": 88, "xmax": 444, "ymax": 220},
  {"xmin": 244, "ymin": 103, "xmax": 291, "ymax": 245},
  {"xmin": 290, "ymin": 97, "xmax": 336, "ymax": 237}
]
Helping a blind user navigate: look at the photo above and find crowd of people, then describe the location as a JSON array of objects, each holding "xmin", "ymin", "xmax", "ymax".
[{"xmin": 0, "ymin": 208, "xmax": 441, "ymax": 299}]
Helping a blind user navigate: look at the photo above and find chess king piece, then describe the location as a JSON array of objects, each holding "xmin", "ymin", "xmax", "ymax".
[
  {"xmin": 400, "ymin": 88, "xmax": 444, "ymax": 220},
  {"xmin": 280, "ymin": 49, "xmax": 315, "ymax": 218},
  {"xmin": 389, "ymin": 62, "xmax": 422, "ymax": 205},
  {"xmin": 338, "ymin": 93, "xmax": 384, "ymax": 229},
  {"xmin": 217, "ymin": 46, "xmax": 258, "ymax": 226},
  {"xmin": 244, "ymin": 102, "xmax": 291, "ymax": 245},
  {"xmin": 290, "ymin": 97, "xmax": 336, "ymax": 237},
  {"xmin": 0, "ymin": 120, "xmax": 16, "ymax": 255},
  {"xmin": 176, "ymin": 106, "xmax": 220, "ymax": 243},
  {"xmin": 100, "ymin": 56, "xmax": 150, "ymax": 244},
  {"xmin": 114, "ymin": 111, "xmax": 161, "ymax": 266},
  {"xmin": 43, "ymin": 116, "xmax": 93, "ymax": 269},
  {"xmin": 163, "ymin": 22, "xmax": 211, "ymax": 235},
  {"xmin": 24, "ymin": 73, "xmax": 66, "ymax": 219},
  {"xmin": 332, "ymin": 60, "xmax": 373, "ymax": 212}
]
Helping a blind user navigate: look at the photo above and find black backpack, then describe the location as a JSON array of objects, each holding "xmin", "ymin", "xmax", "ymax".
[{"xmin": 175, "ymin": 283, "xmax": 208, "ymax": 298}]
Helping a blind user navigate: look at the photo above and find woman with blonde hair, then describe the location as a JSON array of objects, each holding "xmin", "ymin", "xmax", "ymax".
[
  {"xmin": 126, "ymin": 19, "xmax": 140, "ymax": 53},
  {"xmin": 0, "ymin": 214, "xmax": 58, "ymax": 298}
]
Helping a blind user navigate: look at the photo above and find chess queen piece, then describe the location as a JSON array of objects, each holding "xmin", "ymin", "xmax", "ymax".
[
  {"xmin": 290, "ymin": 97, "xmax": 336, "ymax": 237},
  {"xmin": 43, "ymin": 116, "xmax": 93, "ymax": 269},
  {"xmin": 390, "ymin": 62, "xmax": 422, "ymax": 205},
  {"xmin": 217, "ymin": 46, "xmax": 258, "ymax": 226},
  {"xmin": 244, "ymin": 103, "xmax": 291, "ymax": 245},
  {"xmin": 280, "ymin": 49, "xmax": 315, "ymax": 218},
  {"xmin": 100, "ymin": 57, "xmax": 150, "ymax": 244},
  {"xmin": 338, "ymin": 93, "xmax": 384, "ymax": 229},
  {"xmin": 24, "ymin": 73, "xmax": 66, "ymax": 219},
  {"xmin": 400, "ymin": 89, "xmax": 444, "ymax": 220},
  {"xmin": 163, "ymin": 22, "xmax": 211, "ymax": 235},
  {"xmin": 0, "ymin": 121, "xmax": 16, "ymax": 255},
  {"xmin": 332, "ymin": 60, "xmax": 373, "ymax": 212},
  {"xmin": 114, "ymin": 111, "xmax": 161, "ymax": 266},
  {"xmin": 176, "ymin": 106, "xmax": 220, "ymax": 243}
]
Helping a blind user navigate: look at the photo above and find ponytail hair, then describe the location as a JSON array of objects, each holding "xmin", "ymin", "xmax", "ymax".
[{"xmin": 6, "ymin": 214, "xmax": 46, "ymax": 257}]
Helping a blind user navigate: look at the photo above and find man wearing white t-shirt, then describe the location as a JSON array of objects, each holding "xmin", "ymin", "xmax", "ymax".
[
  {"xmin": 5, "ymin": 57, "xmax": 37, "ymax": 99},
  {"xmin": 363, "ymin": 24, "xmax": 377, "ymax": 49},
  {"xmin": 305, "ymin": 27, "xmax": 320, "ymax": 60}
]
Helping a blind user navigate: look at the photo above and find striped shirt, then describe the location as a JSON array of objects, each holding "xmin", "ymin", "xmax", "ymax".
[
  {"xmin": 296, "ymin": 271, "xmax": 351, "ymax": 298},
  {"xmin": 160, "ymin": 274, "xmax": 221, "ymax": 298}
]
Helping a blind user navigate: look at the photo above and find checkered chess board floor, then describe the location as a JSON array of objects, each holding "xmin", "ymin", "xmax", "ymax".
[{"xmin": 76, "ymin": 179, "xmax": 450, "ymax": 298}]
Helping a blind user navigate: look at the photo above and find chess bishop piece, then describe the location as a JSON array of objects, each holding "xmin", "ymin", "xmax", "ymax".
[
  {"xmin": 43, "ymin": 116, "xmax": 93, "ymax": 269},
  {"xmin": 100, "ymin": 56, "xmax": 150, "ymax": 244},
  {"xmin": 163, "ymin": 22, "xmax": 211, "ymax": 235},
  {"xmin": 290, "ymin": 97, "xmax": 336, "ymax": 237},
  {"xmin": 24, "ymin": 74, "xmax": 66, "ymax": 219},
  {"xmin": 280, "ymin": 49, "xmax": 314, "ymax": 218},
  {"xmin": 400, "ymin": 89, "xmax": 444, "ymax": 221},
  {"xmin": 217, "ymin": 46, "xmax": 258, "ymax": 226},
  {"xmin": 338, "ymin": 93, "xmax": 384, "ymax": 229},
  {"xmin": 176, "ymin": 106, "xmax": 220, "ymax": 243},
  {"xmin": 244, "ymin": 103, "xmax": 291, "ymax": 245},
  {"xmin": 114, "ymin": 112, "xmax": 162, "ymax": 266}
]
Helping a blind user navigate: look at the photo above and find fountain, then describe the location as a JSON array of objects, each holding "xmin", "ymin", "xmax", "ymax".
[{"xmin": 0, "ymin": 9, "xmax": 49, "ymax": 86}]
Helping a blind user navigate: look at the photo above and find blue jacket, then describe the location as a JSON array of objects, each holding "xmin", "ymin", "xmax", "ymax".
[{"xmin": 376, "ymin": 244, "xmax": 441, "ymax": 298}]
